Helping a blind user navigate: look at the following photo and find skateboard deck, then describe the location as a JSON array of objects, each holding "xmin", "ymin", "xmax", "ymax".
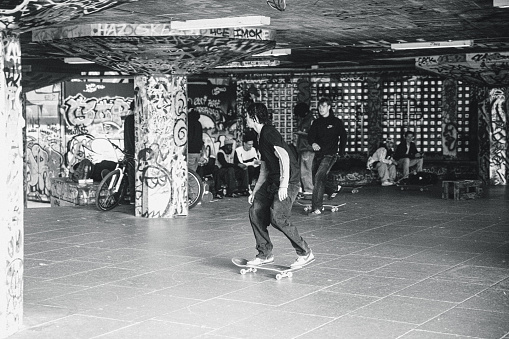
[
  {"xmin": 295, "ymin": 200, "xmax": 346, "ymax": 213},
  {"xmin": 397, "ymin": 183, "xmax": 432, "ymax": 191},
  {"xmin": 232, "ymin": 257, "xmax": 308, "ymax": 280}
]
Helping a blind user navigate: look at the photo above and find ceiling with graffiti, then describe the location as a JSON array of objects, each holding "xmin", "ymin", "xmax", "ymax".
[{"xmin": 2, "ymin": 0, "xmax": 509, "ymax": 90}]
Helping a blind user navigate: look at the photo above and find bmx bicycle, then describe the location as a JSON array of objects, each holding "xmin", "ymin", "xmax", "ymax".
[{"xmin": 95, "ymin": 146, "xmax": 204, "ymax": 211}]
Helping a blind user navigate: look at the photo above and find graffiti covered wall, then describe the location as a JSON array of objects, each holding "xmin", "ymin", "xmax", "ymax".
[
  {"xmin": 187, "ymin": 78, "xmax": 238, "ymax": 158},
  {"xmin": 0, "ymin": 30, "xmax": 23, "ymax": 338},
  {"xmin": 134, "ymin": 75, "xmax": 188, "ymax": 218},
  {"xmin": 25, "ymin": 84, "xmax": 64, "ymax": 202},
  {"xmin": 62, "ymin": 81, "xmax": 133, "ymax": 170}
]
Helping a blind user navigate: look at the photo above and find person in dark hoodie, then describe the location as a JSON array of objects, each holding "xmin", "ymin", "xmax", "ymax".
[
  {"xmin": 187, "ymin": 108, "xmax": 204, "ymax": 171},
  {"xmin": 307, "ymin": 97, "xmax": 347, "ymax": 215}
]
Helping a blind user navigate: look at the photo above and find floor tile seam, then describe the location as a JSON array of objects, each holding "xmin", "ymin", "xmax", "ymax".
[
  {"xmin": 274, "ymin": 283, "xmax": 342, "ymax": 309},
  {"xmin": 453, "ymin": 278, "xmax": 509, "ymax": 309},
  {"xmin": 388, "ymin": 293, "xmax": 461, "ymax": 305},
  {"xmin": 344, "ymin": 244, "xmax": 431, "ymax": 259},
  {"xmin": 414, "ymin": 302, "xmax": 486, "ymax": 331},
  {"xmin": 291, "ymin": 317, "xmax": 350, "ymax": 339},
  {"xmin": 40, "ymin": 267, "xmax": 151, "ymax": 286},
  {"xmin": 13, "ymin": 314, "xmax": 81, "ymax": 334},
  {"xmin": 87, "ymin": 320, "xmax": 163, "ymax": 339},
  {"xmin": 395, "ymin": 329, "xmax": 486, "ymax": 339},
  {"xmin": 454, "ymin": 304, "xmax": 509, "ymax": 316}
]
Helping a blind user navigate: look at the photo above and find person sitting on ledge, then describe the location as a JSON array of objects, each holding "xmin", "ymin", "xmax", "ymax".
[
  {"xmin": 367, "ymin": 138, "xmax": 397, "ymax": 186},
  {"xmin": 394, "ymin": 130, "xmax": 424, "ymax": 179}
]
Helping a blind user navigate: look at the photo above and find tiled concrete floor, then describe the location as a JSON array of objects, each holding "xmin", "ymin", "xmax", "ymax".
[{"xmin": 12, "ymin": 184, "xmax": 509, "ymax": 338}]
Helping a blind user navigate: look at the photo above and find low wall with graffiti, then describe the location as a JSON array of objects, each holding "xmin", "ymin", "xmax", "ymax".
[{"xmin": 328, "ymin": 154, "xmax": 478, "ymax": 187}]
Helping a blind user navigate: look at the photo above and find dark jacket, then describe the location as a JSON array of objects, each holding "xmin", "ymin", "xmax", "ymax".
[
  {"xmin": 308, "ymin": 115, "xmax": 347, "ymax": 156},
  {"xmin": 296, "ymin": 113, "xmax": 314, "ymax": 153},
  {"xmin": 394, "ymin": 141, "xmax": 419, "ymax": 160},
  {"xmin": 188, "ymin": 110, "xmax": 203, "ymax": 154}
]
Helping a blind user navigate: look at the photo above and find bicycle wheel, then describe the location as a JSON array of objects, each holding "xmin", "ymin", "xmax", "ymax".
[
  {"xmin": 95, "ymin": 169, "xmax": 127, "ymax": 211},
  {"xmin": 188, "ymin": 169, "xmax": 204, "ymax": 209}
]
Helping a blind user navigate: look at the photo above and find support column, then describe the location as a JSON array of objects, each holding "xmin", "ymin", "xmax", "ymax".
[
  {"xmin": 488, "ymin": 88, "xmax": 508, "ymax": 185},
  {"xmin": 0, "ymin": 30, "xmax": 24, "ymax": 338},
  {"xmin": 134, "ymin": 74, "xmax": 189, "ymax": 218}
]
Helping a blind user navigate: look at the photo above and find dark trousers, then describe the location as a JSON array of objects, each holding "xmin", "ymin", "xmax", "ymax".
[
  {"xmin": 249, "ymin": 181, "xmax": 310, "ymax": 259},
  {"xmin": 215, "ymin": 167, "xmax": 238, "ymax": 194},
  {"xmin": 311, "ymin": 154, "xmax": 338, "ymax": 210}
]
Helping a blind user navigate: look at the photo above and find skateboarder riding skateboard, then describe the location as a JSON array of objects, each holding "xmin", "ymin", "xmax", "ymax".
[{"xmin": 245, "ymin": 103, "xmax": 314, "ymax": 268}]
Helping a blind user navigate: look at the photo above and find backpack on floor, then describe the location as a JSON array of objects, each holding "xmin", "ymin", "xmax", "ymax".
[{"xmin": 70, "ymin": 159, "xmax": 94, "ymax": 182}]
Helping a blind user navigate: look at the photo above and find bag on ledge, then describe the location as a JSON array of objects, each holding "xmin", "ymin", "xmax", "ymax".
[{"xmin": 70, "ymin": 159, "xmax": 94, "ymax": 183}]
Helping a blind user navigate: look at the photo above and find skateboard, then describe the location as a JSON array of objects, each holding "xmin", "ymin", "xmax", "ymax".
[
  {"xmin": 231, "ymin": 257, "xmax": 309, "ymax": 280},
  {"xmin": 336, "ymin": 185, "xmax": 362, "ymax": 194},
  {"xmin": 295, "ymin": 200, "xmax": 346, "ymax": 213},
  {"xmin": 397, "ymin": 184, "xmax": 432, "ymax": 192}
]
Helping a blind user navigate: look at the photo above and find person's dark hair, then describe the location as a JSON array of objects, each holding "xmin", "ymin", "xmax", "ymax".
[
  {"xmin": 293, "ymin": 102, "xmax": 309, "ymax": 118},
  {"xmin": 247, "ymin": 102, "xmax": 272, "ymax": 125},
  {"xmin": 318, "ymin": 97, "xmax": 331, "ymax": 106},
  {"xmin": 243, "ymin": 130, "xmax": 256, "ymax": 143},
  {"xmin": 404, "ymin": 130, "xmax": 415, "ymax": 137}
]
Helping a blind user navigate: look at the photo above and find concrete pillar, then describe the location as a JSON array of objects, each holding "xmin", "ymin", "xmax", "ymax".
[
  {"xmin": 488, "ymin": 88, "xmax": 508, "ymax": 185},
  {"xmin": 134, "ymin": 74, "xmax": 189, "ymax": 218},
  {"xmin": 0, "ymin": 30, "xmax": 24, "ymax": 338}
]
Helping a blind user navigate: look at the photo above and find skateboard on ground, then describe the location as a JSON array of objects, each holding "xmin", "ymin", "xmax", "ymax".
[
  {"xmin": 232, "ymin": 257, "xmax": 309, "ymax": 280},
  {"xmin": 395, "ymin": 180, "xmax": 433, "ymax": 192},
  {"xmin": 336, "ymin": 185, "xmax": 363, "ymax": 194},
  {"xmin": 294, "ymin": 200, "xmax": 346, "ymax": 213}
]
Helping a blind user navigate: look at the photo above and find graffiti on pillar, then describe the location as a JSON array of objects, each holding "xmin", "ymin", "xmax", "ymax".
[
  {"xmin": 489, "ymin": 88, "xmax": 508, "ymax": 185},
  {"xmin": 366, "ymin": 77, "xmax": 382, "ymax": 155},
  {"xmin": 442, "ymin": 79, "xmax": 458, "ymax": 157},
  {"xmin": 477, "ymin": 87, "xmax": 491, "ymax": 184},
  {"xmin": 1, "ymin": 30, "xmax": 23, "ymax": 335},
  {"xmin": 135, "ymin": 75, "xmax": 188, "ymax": 218},
  {"xmin": 442, "ymin": 123, "xmax": 458, "ymax": 154}
]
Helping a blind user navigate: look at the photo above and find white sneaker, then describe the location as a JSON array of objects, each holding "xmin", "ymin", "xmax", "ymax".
[
  {"xmin": 290, "ymin": 251, "xmax": 315, "ymax": 268},
  {"xmin": 382, "ymin": 181, "xmax": 394, "ymax": 186},
  {"xmin": 247, "ymin": 255, "xmax": 274, "ymax": 266}
]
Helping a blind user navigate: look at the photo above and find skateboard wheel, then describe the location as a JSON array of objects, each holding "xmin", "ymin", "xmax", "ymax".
[
  {"xmin": 400, "ymin": 187, "xmax": 405, "ymax": 191},
  {"xmin": 240, "ymin": 269, "xmax": 246, "ymax": 275},
  {"xmin": 420, "ymin": 188, "xmax": 424, "ymax": 192},
  {"xmin": 331, "ymin": 207, "xmax": 338, "ymax": 212},
  {"xmin": 276, "ymin": 274, "xmax": 282, "ymax": 280},
  {"xmin": 287, "ymin": 272, "xmax": 293, "ymax": 278},
  {"xmin": 252, "ymin": 268, "xmax": 257, "ymax": 273},
  {"xmin": 352, "ymin": 189, "xmax": 358, "ymax": 194}
]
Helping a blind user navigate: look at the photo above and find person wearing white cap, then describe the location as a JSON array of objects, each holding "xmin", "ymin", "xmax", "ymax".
[{"xmin": 367, "ymin": 138, "xmax": 397, "ymax": 186}]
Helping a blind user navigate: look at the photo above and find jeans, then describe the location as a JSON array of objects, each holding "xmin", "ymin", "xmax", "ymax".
[
  {"xmin": 397, "ymin": 157, "xmax": 423, "ymax": 178},
  {"xmin": 249, "ymin": 181, "xmax": 310, "ymax": 259},
  {"xmin": 375, "ymin": 162, "xmax": 396, "ymax": 182},
  {"xmin": 312, "ymin": 154, "xmax": 338, "ymax": 210},
  {"xmin": 299, "ymin": 151, "xmax": 314, "ymax": 193}
]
